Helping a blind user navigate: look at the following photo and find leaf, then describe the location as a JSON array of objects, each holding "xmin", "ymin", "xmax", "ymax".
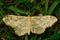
[
  {"xmin": 25, "ymin": 34, "xmax": 28, "ymax": 40},
  {"xmin": 4, "ymin": 5, "xmax": 30, "ymax": 15},
  {"xmin": 55, "ymin": 6, "xmax": 60, "ymax": 20},
  {"xmin": 44, "ymin": 0, "xmax": 48, "ymax": 15},
  {"xmin": 47, "ymin": 30, "xmax": 60, "ymax": 40},
  {"xmin": 48, "ymin": 0, "xmax": 60, "ymax": 15}
]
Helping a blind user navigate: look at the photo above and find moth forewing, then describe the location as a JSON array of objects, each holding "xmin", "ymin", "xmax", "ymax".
[
  {"xmin": 3, "ymin": 15, "xmax": 26, "ymax": 28},
  {"xmin": 39, "ymin": 16, "xmax": 58, "ymax": 28},
  {"xmin": 32, "ymin": 16, "xmax": 57, "ymax": 28}
]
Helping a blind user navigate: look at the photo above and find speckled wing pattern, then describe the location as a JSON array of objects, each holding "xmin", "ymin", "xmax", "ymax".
[
  {"xmin": 31, "ymin": 16, "xmax": 57, "ymax": 34},
  {"xmin": 3, "ymin": 15, "xmax": 30, "ymax": 36},
  {"xmin": 3, "ymin": 15, "xmax": 57, "ymax": 36}
]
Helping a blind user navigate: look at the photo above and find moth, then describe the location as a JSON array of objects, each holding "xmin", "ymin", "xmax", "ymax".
[{"xmin": 3, "ymin": 15, "xmax": 57, "ymax": 36}]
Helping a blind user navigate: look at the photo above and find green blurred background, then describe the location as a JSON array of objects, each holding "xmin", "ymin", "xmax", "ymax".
[{"xmin": 0, "ymin": 0, "xmax": 60, "ymax": 40}]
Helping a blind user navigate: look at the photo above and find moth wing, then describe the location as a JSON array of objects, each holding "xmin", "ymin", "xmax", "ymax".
[
  {"xmin": 31, "ymin": 20, "xmax": 46, "ymax": 34},
  {"xmin": 31, "ymin": 16, "xmax": 57, "ymax": 34},
  {"xmin": 3, "ymin": 15, "xmax": 30, "ymax": 36}
]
